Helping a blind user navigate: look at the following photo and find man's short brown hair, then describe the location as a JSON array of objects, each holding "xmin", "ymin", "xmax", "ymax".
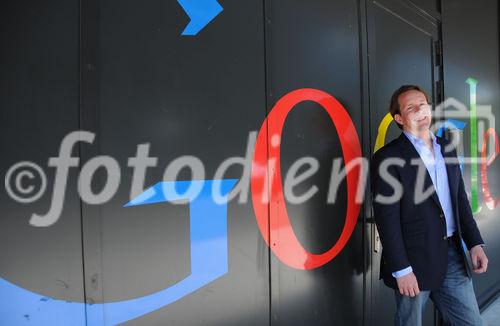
[{"xmin": 389, "ymin": 85, "xmax": 430, "ymax": 129}]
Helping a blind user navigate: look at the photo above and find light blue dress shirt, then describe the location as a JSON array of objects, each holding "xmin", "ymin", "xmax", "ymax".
[{"xmin": 392, "ymin": 130, "xmax": 457, "ymax": 278}]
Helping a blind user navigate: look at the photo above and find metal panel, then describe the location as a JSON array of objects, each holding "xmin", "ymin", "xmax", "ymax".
[
  {"xmin": 80, "ymin": 0, "xmax": 270, "ymax": 325},
  {"xmin": 0, "ymin": 0, "xmax": 85, "ymax": 324},
  {"xmin": 263, "ymin": 1, "xmax": 366, "ymax": 325}
]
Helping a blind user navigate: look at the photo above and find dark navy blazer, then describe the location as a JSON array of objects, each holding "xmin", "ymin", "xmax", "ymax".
[{"xmin": 370, "ymin": 132, "xmax": 484, "ymax": 291}]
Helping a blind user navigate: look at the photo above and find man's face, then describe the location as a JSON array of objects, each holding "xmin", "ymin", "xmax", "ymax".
[{"xmin": 394, "ymin": 90, "xmax": 432, "ymax": 132}]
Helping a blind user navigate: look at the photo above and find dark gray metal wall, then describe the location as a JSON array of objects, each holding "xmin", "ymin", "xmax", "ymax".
[{"xmin": 1, "ymin": 0, "xmax": 498, "ymax": 325}]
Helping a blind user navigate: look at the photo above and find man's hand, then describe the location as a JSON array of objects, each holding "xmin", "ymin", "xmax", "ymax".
[
  {"xmin": 396, "ymin": 272, "xmax": 420, "ymax": 297},
  {"xmin": 470, "ymin": 245, "xmax": 488, "ymax": 273}
]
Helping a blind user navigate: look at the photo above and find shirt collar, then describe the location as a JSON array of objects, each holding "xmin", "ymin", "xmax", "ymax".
[{"xmin": 403, "ymin": 130, "xmax": 438, "ymax": 148}]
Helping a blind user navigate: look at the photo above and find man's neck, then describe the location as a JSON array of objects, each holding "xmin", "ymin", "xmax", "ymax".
[{"xmin": 404, "ymin": 128, "xmax": 433, "ymax": 149}]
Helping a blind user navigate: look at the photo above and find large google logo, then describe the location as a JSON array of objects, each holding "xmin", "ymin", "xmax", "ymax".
[{"xmin": 1, "ymin": 83, "xmax": 497, "ymax": 325}]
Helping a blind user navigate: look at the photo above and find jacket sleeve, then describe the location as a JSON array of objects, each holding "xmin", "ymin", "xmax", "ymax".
[{"xmin": 370, "ymin": 150, "xmax": 411, "ymax": 273}]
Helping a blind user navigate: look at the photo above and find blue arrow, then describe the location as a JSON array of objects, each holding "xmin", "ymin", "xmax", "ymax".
[
  {"xmin": 178, "ymin": 0, "xmax": 223, "ymax": 35},
  {"xmin": 0, "ymin": 179, "xmax": 237, "ymax": 325}
]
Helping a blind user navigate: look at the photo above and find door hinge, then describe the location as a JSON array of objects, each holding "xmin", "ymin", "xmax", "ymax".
[
  {"xmin": 434, "ymin": 40, "xmax": 442, "ymax": 66},
  {"xmin": 436, "ymin": 80, "xmax": 444, "ymax": 102}
]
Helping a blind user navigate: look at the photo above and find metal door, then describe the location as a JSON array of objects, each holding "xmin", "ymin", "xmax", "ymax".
[
  {"xmin": 363, "ymin": 0, "xmax": 443, "ymax": 325},
  {"xmin": 263, "ymin": 1, "xmax": 366, "ymax": 325}
]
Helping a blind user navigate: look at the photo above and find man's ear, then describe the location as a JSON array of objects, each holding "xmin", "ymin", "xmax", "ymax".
[{"xmin": 394, "ymin": 113, "xmax": 404, "ymax": 126}]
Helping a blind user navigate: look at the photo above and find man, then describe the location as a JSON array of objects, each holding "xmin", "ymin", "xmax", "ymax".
[{"xmin": 370, "ymin": 85, "xmax": 489, "ymax": 325}]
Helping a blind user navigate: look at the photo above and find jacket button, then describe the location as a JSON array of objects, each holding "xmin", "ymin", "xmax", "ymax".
[
  {"xmin": 439, "ymin": 213, "xmax": 444, "ymax": 218},
  {"xmin": 443, "ymin": 236, "xmax": 447, "ymax": 240}
]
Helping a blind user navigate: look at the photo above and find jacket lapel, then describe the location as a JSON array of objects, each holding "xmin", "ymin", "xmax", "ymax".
[{"xmin": 397, "ymin": 132, "xmax": 443, "ymax": 211}]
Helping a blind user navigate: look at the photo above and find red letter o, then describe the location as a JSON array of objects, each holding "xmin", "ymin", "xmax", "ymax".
[{"xmin": 251, "ymin": 88, "xmax": 362, "ymax": 270}]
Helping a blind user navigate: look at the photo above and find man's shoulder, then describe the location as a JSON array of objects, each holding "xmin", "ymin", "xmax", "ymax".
[{"xmin": 371, "ymin": 137, "xmax": 402, "ymax": 161}]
